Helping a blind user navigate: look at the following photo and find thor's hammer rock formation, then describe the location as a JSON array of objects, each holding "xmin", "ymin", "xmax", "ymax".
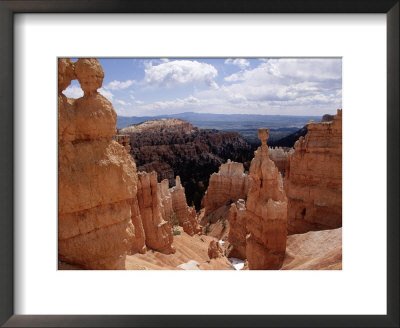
[{"xmin": 245, "ymin": 128, "xmax": 288, "ymax": 270}]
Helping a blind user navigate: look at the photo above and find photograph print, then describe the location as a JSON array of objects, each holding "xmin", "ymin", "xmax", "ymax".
[{"xmin": 58, "ymin": 57, "xmax": 342, "ymax": 270}]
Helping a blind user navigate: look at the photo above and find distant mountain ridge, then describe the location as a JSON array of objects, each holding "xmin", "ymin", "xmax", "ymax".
[
  {"xmin": 117, "ymin": 112, "xmax": 322, "ymax": 144},
  {"xmin": 117, "ymin": 112, "xmax": 321, "ymax": 129}
]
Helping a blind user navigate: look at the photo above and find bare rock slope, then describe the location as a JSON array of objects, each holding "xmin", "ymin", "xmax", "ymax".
[{"xmin": 282, "ymin": 228, "xmax": 342, "ymax": 270}]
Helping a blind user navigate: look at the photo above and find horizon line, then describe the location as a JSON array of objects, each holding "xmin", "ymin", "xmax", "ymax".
[{"xmin": 117, "ymin": 111, "xmax": 329, "ymax": 118}]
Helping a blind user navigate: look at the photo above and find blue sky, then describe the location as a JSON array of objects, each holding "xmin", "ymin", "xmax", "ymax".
[{"xmin": 63, "ymin": 58, "xmax": 342, "ymax": 117}]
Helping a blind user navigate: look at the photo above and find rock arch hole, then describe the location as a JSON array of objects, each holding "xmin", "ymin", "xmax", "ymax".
[{"xmin": 62, "ymin": 80, "xmax": 84, "ymax": 99}]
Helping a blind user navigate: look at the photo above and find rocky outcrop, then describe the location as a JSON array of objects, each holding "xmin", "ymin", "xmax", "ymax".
[
  {"xmin": 285, "ymin": 110, "xmax": 342, "ymax": 234},
  {"xmin": 202, "ymin": 160, "xmax": 252, "ymax": 216},
  {"xmin": 136, "ymin": 171, "xmax": 175, "ymax": 254},
  {"xmin": 169, "ymin": 177, "xmax": 201, "ymax": 236},
  {"xmin": 268, "ymin": 147, "xmax": 293, "ymax": 177},
  {"xmin": 245, "ymin": 128, "xmax": 288, "ymax": 270},
  {"xmin": 134, "ymin": 172, "xmax": 199, "ymax": 253},
  {"xmin": 113, "ymin": 134, "xmax": 131, "ymax": 153},
  {"xmin": 208, "ymin": 240, "xmax": 223, "ymax": 259},
  {"xmin": 58, "ymin": 58, "xmax": 136, "ymax": 269},
  {"xmin": 120, "ymin": 118, "xmax": 253, "ymax": 209},
  {"xmin": 227, "ymin": 199, "xmax": 247, "ymax": 260}
]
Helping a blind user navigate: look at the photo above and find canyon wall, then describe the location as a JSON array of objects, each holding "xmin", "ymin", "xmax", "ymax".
[
  {"xmin": 285, "ymin": 110, "xmax": 342, "ymax": 234},
  {"xmin": 202, "ymin": 160, "xmax": 252, "ymax": 216},
  {"xmin": 120, "ymin": 119, "xmax": 253, "ymax": 209},
  {"xmin": 58, "ymin": 59, "xmax": 136, "ymax": 269},
  {"xmin": 245, "ymin": 129, "xmax": 288, "ymax": 270}
]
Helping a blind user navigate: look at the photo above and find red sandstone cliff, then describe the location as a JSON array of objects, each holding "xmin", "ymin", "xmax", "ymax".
[
  {"xmin": 285, "ymin": 110, "xmax": 342, "ymax": 234},
  {"xmin": 245, "ymin": 128, "xmax": 288, "ymax": 270},
  {"xmin": 58, "ymin": 59, "xmax": 136, "ymax": 269},
  {"xmin": 202, "ymin": 160, "xmax": 251, "ymax": 216}
]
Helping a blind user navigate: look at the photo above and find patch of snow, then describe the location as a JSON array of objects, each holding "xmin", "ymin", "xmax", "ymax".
[
  {"xmin": 177, "ymin": 260, "xmax": 200, "ymax": 270},
  {"xmin": 229, "ymin": 257, "xmax": 244, "ymax": 270}
]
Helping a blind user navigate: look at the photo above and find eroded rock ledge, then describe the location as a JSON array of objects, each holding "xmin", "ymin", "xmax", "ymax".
[{"xmin": 285, "ymin": 109, "xmax": 342, "ymax": 234}]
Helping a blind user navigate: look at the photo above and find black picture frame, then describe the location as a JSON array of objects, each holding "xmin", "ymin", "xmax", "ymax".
[{"xmin": 0, "ymin": 0, "xmax": 398, "ymax": 327}]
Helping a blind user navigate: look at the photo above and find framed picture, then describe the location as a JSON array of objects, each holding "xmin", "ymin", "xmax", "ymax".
[{"xmin": 1, "ymin": 0, "xmax": 398, "ymax": 327}]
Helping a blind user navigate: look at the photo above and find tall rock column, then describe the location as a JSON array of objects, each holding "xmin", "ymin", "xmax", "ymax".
[
  {"xmin": 58, "ymin": 59, "xmax": 137, "ymax": 269},
  {"xmin": 227, "ymin": 199, "xmax": 247, "ymax": 260},
  {"xmin": 170, "ymin": 176, "xmax": 201, "ymax": 236},
  {"xmin": 285, "ymin": 110, "xmax": 342, "ymax": 234},
  {"xmin": 136, "ymin": 172, "xmax": 175, "ymax": 254},
  {"xmin": 245, "ymin": 128, "xmax": 288, "ymax": 270}
]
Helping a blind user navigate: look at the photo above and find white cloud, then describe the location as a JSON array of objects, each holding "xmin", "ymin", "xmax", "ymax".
[
  {"xmin": 144, "ymin": 60, "xmax": 218, "ymax": 89},
  {"xmin": 221, "ymin": 59, "xmax": 341, "ymax": 102},
  {"xmin": 133, "ymin": 95, "xmax": 200, "ymax": 112},
  {"xmin": 115, "ymin": 99, "xmax": 131, "ymax": 106},
  {"xmin": 98, "ymin": 88, "xmax": 114, "ymax": 101},
  {"xmin": 225, "ymin": 58, "xmax": 250, "ymax": 69},
  {"xmin": 104, "ymin": 80, "xmax": 135, "ymax": 90},
  {"xmin": 119, "ymin": 58, "xmax": 342, "ymax": 116},
  {"xmin": 62, "ymin": 85, "xmax": 83, "ymax": 99},
  {"xmin": 192, "ymin": 58, "xmax": 342, "ymax": 115},
  {"xmin": 225, "ymin": 59, "xmax": 341, "ymax": 83}
]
